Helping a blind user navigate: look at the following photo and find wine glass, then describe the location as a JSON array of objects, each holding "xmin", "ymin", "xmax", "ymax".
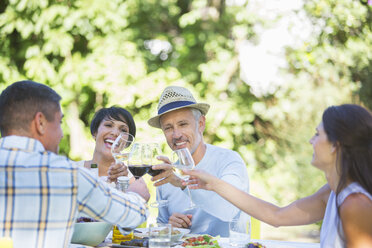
[
  {"xmin": 128, "ymin": 143, "xmax": 151, "ymax": 180},
  {"xmin": 172, "ymin": 147, "xmax": 196, "ymax": 210},
  {"xmin": 147, "ymin": 143, "xmax": 168, "ymax": 208},
  {"xmin": 111, "ymin": 132, "xmax": 135, "ymax": 163},
  {"xmin": 146, "ymin": 143, "xmax": 165, "ymax": 177}
]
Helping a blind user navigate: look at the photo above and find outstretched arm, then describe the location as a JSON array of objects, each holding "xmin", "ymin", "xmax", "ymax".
[{"xmin": 184, "ymin": 169, "xmax": 330, "ymax": 227}]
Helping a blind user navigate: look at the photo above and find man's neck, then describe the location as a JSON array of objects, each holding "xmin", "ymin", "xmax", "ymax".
[{"xmin": 192, "ymin": 142, "xmax": 207, "ymax": 165}]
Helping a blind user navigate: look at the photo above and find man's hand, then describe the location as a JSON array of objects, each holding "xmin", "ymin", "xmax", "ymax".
[
  {"xmin": 151, "ymin": 155, "xmax": 184, "ymax": 188},
  {"xmin": 168, "ymin": 213, "xmax": 192, "ymax": 229},
  {"xmin": 107, "ymin": 162, "xmax": 129, "ymax": 183},
  {"xmin": 127, "ymin": 178, "xmax": 150, "ymax": 202}
]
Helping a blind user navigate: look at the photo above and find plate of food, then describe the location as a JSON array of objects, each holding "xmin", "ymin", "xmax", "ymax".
[
  {"xmin": 134, "ymin": 227, "xmax": 190, "ymax": 243},
  {"xmin": 181, "ymin": 234, "xmax": 220, "ymax": 248}
]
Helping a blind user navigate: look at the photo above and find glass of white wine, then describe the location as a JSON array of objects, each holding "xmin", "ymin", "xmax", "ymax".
[
  {"xmin": 172, "ymin": 147, "xmax": 196, "ymax": 210},
  {"xmin": 111, "ymin": 132, "xmax": 135, "ymax": 163}
]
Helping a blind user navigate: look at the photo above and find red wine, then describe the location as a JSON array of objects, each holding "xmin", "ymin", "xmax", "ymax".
[
  {"xmin": 128, "ymin": 165, "xmax": 151, "ymax": 179},
  {"xmin": 147, "ymin": 167, "xmax": 165, "ymax": 177}
]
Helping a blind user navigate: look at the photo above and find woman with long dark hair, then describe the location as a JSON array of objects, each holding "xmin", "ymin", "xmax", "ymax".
[{"xmin": 183, "ymin": 104, "xmax": 372, "ymax": 247}]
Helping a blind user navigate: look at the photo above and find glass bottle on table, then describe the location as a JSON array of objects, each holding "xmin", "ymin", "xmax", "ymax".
[{"xmin": 112, "ymin": 176, "xmax": 134, "ymax": 243}]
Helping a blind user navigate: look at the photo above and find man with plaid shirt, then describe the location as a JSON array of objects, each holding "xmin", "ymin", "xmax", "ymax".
[{"xmin": 0, "ymin": 81, "xmax": 149, "ymax": 248}]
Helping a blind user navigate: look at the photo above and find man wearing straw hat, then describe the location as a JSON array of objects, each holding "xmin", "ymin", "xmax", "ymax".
[{"xmin": 149, "ymin": 86, "xmax": 250, "ymax": 237}]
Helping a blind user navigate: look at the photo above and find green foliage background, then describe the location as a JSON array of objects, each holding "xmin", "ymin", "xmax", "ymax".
[{"xmin": 0, "ymin": 0, "xmax": 371, "ymax": 213}]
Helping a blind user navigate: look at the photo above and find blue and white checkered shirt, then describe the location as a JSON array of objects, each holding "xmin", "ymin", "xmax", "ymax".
[{"xmin": 0, "ymin": 136, "xmax": 148, "ymax": 248}]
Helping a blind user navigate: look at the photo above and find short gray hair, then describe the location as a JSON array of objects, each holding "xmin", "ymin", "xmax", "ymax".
[{"xmin": 190, "ymin": 108, "xmax": 202, "ymax": 121}]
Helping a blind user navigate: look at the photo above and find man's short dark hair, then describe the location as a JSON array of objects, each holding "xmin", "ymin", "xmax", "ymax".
[
  {"xmin": 0, "ymin": 80, "xmax": 61, "ymax": 135},
  {"xmin": 90, "ymin": 106, "xmax": 136, "ymax": 138}
]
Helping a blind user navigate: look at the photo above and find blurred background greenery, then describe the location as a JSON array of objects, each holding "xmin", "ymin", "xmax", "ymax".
[{"xmin": 0, "ymin": 0, "xmax": 371, "ymax": 241}]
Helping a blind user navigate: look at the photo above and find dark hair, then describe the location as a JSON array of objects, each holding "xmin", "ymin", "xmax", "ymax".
[
  {"xmin": 0, "ymin": 80, "xmax": 61, "ymax": 135},
  {"xmin": 90, "ymin": 106, "xmax": 136, "ymax": 138},
  {"xmin": 323, "ymin": 104, "xmax": 372, "ymax": 195},
  {"xmin": 322, "ymin": 104, "xmax": 372, "ymax": 238}
]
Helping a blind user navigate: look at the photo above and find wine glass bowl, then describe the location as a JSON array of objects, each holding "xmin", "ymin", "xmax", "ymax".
[
  {"xmin": 111, "ymin": 132, "xmax": 135, "ymax": 163},
  {"xmin": 172, "ymin": 148, "xmax": 195, "ymax": 180},
  {"xmin": 127, "ymin": 143, "xmax": 151, "ymax": 179},
  {"xmin": 128, "ymin": 143, "xmax": 165, "ymax": 179},
  {"xmin": 147, "ymin": 143, "xmax": 165, "ymax": 177}
]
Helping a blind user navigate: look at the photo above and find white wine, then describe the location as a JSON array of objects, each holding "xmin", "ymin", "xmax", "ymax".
[
  {"xmin": 113, "ymin": 153, "xmax": 129, "ymax": 162},
  {"xmin": 173, "ymin": 165, "xmax": 190, "ymax": 180}
]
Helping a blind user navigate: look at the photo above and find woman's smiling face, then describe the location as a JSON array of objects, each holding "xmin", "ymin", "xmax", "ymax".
[{"xmin": 93, "ymin": 116, "xmax": 130, "ymax": 159}]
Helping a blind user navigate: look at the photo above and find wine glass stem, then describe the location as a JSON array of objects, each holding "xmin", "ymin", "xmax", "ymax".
[{"xmin": 186, "ymin": 186, "xmax": 196, "ymax": 208}]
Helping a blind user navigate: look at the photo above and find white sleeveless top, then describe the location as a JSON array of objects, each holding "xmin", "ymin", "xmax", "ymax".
[{"xmin": 320, "ymin": 182, "xmax": 372, "ymax": 248}]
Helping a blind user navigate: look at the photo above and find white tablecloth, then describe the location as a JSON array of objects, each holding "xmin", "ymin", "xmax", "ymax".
[
  {"xmin": 70, "ymin": 237, "xmax": 320, "ymax": 248},
  {"xmin": 219, "ymin": 238, "xmax": 320, "ymax": 248}
]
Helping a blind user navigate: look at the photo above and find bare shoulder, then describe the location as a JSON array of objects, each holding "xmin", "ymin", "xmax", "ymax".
[
  {"xmin": 340, "ymin": 192, "xmax": 372, "ymax": 244},
  {"xmin": 340, "ymin": 193, "xmax": 372, "ymax": 216}
]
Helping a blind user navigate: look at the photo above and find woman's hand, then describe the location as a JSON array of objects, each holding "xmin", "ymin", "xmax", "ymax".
[
  {"xmin": 181, "ymin": 169, "xmax": 218, "ymax": 191},
  {"xmin": 107, "ymin": 162, "xmax": 129, "ymax": 183}
]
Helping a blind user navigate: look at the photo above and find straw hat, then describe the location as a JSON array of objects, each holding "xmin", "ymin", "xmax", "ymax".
[{"xmin": 148, "ymin": 86, "xmax": 210, "ymax": 128}]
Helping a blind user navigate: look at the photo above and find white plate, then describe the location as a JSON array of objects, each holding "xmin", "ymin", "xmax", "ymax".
[{"xmin": 134, "ymin": 227, "xmax": 190, "ymax": 238}]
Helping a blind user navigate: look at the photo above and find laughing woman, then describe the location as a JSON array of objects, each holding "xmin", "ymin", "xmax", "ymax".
[
  {"xmin": 184, "ymin": 104, "xmax": 372, "ymax": 247},
  {"xmin": 76, "ymin": 106, "xmax": 136, "ymax": 183}
]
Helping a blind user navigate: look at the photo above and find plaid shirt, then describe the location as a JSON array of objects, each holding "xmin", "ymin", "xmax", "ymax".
[{"xmin": 0, "ymin": 136, "xmax": 148, "ymax": 248}]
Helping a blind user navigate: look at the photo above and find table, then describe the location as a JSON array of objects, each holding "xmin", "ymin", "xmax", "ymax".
[
  {"xmin": 70, "ymin": 237, "xmax": 320, "ymax": 248},
  {"xmin": 218, "ymin": 238, "xmax": 320, "ymax": 248}
]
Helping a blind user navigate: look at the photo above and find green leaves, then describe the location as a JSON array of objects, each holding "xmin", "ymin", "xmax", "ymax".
[{"xmin": 0, "ymin": 0, "xmax": 370, "ymax": 206}]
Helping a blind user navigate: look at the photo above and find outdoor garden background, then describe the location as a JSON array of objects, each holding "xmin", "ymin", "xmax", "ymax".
[{"xmin": 1, "ymin": 0, "xmax": 371, "ymax": 241}]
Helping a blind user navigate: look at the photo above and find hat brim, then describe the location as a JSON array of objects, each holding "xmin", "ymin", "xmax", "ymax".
[{"xmin": 148, "ymin": 103, "xmax": 210, "ymax": 128}]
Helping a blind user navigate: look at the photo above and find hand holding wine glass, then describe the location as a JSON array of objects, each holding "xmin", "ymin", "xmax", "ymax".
[{"xmin": 107, "ymin": 162, "xmax": 130, "ymax": 183}]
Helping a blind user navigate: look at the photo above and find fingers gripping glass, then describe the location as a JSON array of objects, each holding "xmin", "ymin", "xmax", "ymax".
[
  {"xmin": 111, "ymin": 132, "xmax": 135, "ymax": 163},
  {"xmin": 172, "ymin": 148, "xmax": 196, "ymax": 210}
]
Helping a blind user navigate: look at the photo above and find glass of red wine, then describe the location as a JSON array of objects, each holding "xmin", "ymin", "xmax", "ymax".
[
  {"xmin": 128, "ymin": 143, "xmax": 168, "ymax": 207},
  {"xmin": 147, "ymin": 143, "xmax": 168, "ymax": 208},
  {"xmin": 146, "ymin": 143, "xmax": 165, "ymax": 177},
  {"xmin": 127, "ymin": 143, "xmax": 150, "ymax": 179}
]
